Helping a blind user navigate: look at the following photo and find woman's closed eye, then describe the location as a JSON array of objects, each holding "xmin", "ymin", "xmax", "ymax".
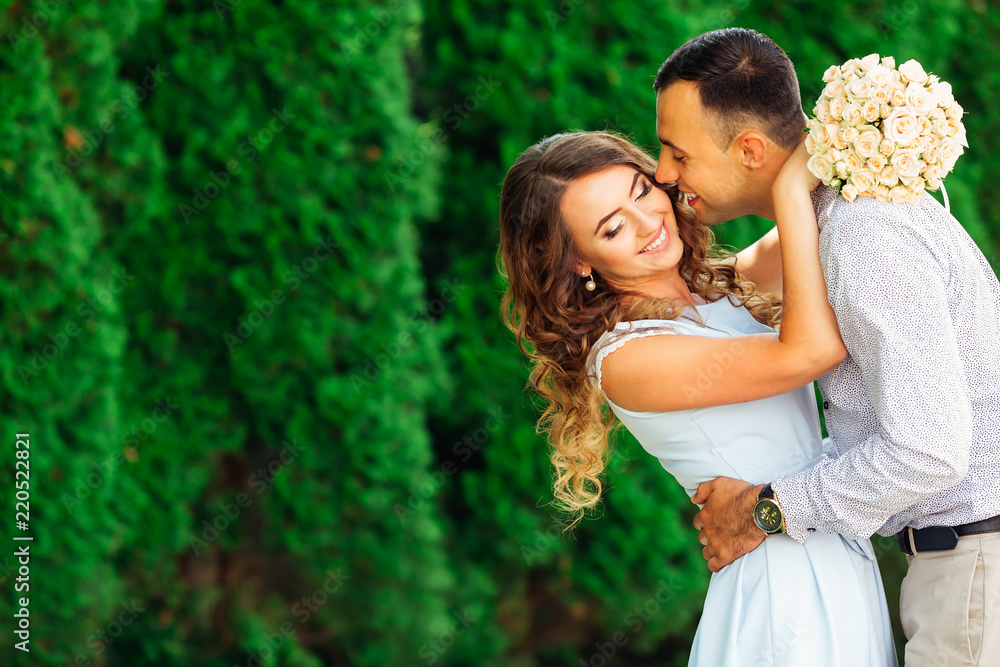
[{"xmin": 605, "ymin": 179, "xmax": 653, "ymax": 240}]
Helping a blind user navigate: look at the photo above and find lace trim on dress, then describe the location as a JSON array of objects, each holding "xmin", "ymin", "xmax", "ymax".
[{"xmin": 589, "ymin": 322, "xmax": 679, "ymax": 393}]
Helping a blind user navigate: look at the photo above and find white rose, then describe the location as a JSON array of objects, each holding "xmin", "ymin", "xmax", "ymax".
[
  {"xmin": 905, "ymin": 82, "xmax": 939, "ymax": 115},
  {"xmin": 923, "ymin": 147, "xmax": 939, "ymax": 165},
  {"xmin": 816, "ymin": 99, "xmax": 833, "ymax": 123},
  {"xmin": 836, "ymin": 160, "xmax": 849, "ymax": 180},
  {"xmin": 854, "ymin": 127, "xmax": 882, "ymax": 158},
  {"xmin": 829, "ymin": 96, "xmax": 848, "ymax": 120},
  {"xmin": 845, "ymin": 151, "xmax": 865, "ymax": 173},
  {"xmin": 860, "ymin": 53, "xmax": 881, "ymax": 71},
  {"xmin": 956, "ymin": 123, "xmax": 969, "ymax": 149},
  {"xmin": 880, "ymin": 104, "xmax": 892, "ymax": 119},
  {"xmin": 866, "ymin": 65, "xmax": 893, "ymax": 87},
  {"xmin": 939, "ymin": 138, "xmax": 964, "ymax": 172},
  {"xmin": 900, "ymin": 175, "xmax": 926, "ymax": 192},
  {"xmin": 891, "ymin": 149, "xmax": 922, "ymax": 178},
  {"xmin": 918, "ymin": 116, "xmax": 932, "ymax": 136},
  {"xmin": 874, "ymin": 184, "xmax": 892, "ymax": 201},
  {"xmin": 843, "ymin": 69, "xmax": 856, "ymax": 83},
  {"xmin": 848, "ymin": 78, "xmax": 872, "ymax": 99},
  {"xmin": 879, "ymin": 138, "xmax": 896, "ymax": 157},
  {"xmin": 930, "ymin": 80, "xmax": 955, "ymax": 106},
  {"xmin": 898, "ymin": 59, "xmax": 929, "ymax": 83},
  {"xmin": 868, "ymin": 153, "xmax": 887, "ymax": 171},
  {"xmin": 844, "ymin": 101, "xmax": 864, "ymax": 125},
  {"xmin": 841, "ymin": 183, "xmax": 860, "ymax": 202},
  {"xmin": 862, "ymin": 100, "xmax": 881, "ymax": 123},
  {"xmin": 869, "ymin": 86, "xmax": 890, "ymax": 105},
  {"xmin": 823, "ymin": 80, "xmax": 845, "ymax": 99},
  {"xmin": 946, "ymin": 102, "xmax": 964, "ymax": 121},
  {"xmin": 833, "ymin": 131, "xmax": 849, "ymax": 150},
  {"xmin": 811, "ymin": 123, "xmax": 838, "ymax": 148},
  {"xmin": 849, "ymin": 168, "xmax": 877, "ymax": 192},
  {"xmin": 822, "ymin": 65, "xmax": 842, "ymax": 83},
  {"xmin": 842, "ymin": 126, "xmax": 860, "ymax": 144},
  {"xmin": 883, "ymin": 107, "xmax": 922, "ymax": 146},
  {"xmin": 890, "ymin": 89, "xmax": 907, "ymax": 106},
  {"xmin": 807, "ymin": 152, "xmax": 836, "ymax": 183},
  {"xmin": 828, "ymin": 148, "xmax": 845, "ymax": 163},
  {"xmin": 805, "ymin": 133, "xmax": 816, "ymax": 154},
  {"xmin": 889, "ymin": 185, "xmax": 918, "ymax": 203},
  {"xmin": 878, "ymin": 165, "xmax": 899, "ymax": 186},
  {"xmin": 881, "ymin": 56, "xmax": 896, "ymax": 69},
  {"xmin": 926, "ymin": 176, "xmax": 943, "ymax": 191}
]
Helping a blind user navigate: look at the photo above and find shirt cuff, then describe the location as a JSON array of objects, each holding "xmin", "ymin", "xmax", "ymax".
[{"xmin": 772, "ymin": 475, "xmax": 817, "ymax": 544}]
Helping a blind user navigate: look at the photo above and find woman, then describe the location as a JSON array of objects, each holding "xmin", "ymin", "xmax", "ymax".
[{"xmin": 498, "ymin": 131, "xmax": 896, "ymax": 666}]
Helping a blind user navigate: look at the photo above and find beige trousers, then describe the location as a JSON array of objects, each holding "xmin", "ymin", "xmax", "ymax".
[{"xmin": 900, "ymin": 531, "xmax": 1000, "ymax": 667}]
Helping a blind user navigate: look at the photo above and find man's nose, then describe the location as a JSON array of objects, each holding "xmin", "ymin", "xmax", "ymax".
[{"xmin": 655, "ymin": 157, "xmax": 679, "ymax": 186}]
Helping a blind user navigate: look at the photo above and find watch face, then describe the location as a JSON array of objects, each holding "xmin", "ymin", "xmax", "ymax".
[{"xmin": 755, "ymin": 500, "xmax": 782, "ymax": 532}]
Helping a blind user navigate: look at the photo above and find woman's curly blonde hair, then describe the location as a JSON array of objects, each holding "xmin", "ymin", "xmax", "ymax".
[{"xmin": 497, "ymin": 131, "xmax": 781, "ymax": 532}]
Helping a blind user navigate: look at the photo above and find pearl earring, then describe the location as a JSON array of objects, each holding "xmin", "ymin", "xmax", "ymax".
[{"xmin": 581, "ymin": 271, "xmax": 596, "ymax": 291}]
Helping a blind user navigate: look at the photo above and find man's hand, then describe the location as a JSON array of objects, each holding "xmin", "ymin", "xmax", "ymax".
[{"xmin": 691, "ymin": 477, "xmax": 767, "ymax": 572}]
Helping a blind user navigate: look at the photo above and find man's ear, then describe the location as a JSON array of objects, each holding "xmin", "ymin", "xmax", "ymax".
[{"xmin": 733, "ymin": 131, "xmax": 768, "ymax": 171}]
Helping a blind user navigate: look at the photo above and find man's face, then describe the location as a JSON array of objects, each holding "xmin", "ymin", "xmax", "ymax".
[{"xmin": 654, "ymin": 81, "xmax": 752, "ymax": 226}]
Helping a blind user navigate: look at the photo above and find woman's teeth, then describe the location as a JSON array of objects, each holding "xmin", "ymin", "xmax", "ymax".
[{"xmin": 639, "ymin": 225, "xmax": 667, "ymax": 253}]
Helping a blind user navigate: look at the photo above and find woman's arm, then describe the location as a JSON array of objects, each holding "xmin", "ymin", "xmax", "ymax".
[
  {"xmin": 601, "ymin": 143, "xmax": 847, "ymax": 412},
  {"xmin": 732, "ymin": 225, "xmax": 781, "ymax": 295}
]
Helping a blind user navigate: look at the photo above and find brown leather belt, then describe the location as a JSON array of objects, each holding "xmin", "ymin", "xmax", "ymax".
[{"xmin": 897, "ymin": 514, "xmax": 1000, "ymax": 556}]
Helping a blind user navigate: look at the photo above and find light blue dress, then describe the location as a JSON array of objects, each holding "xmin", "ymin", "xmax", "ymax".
[{"xmin": 590, "ymin": 296, "xmax": 898, "ymax": 667}]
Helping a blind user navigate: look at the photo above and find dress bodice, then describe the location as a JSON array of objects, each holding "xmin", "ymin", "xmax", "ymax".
[{"xmin": 591, "ymin": 295, "xmax": 826, "ymax": 495}]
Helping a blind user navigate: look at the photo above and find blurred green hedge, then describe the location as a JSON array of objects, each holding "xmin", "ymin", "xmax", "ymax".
[{"xmin": 1, "ymin": 0, "xmax": 997, "ymax": 665}]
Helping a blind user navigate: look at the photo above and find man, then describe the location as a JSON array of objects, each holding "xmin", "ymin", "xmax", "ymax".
[{"xmin": 653, "ymin": 27, "xmax": 1000, "ymax": 667}]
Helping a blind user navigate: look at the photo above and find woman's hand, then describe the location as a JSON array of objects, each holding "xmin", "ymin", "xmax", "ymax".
[{"xmin": 773, "ymin": 141, "xmax": 820, "ymax": 195}]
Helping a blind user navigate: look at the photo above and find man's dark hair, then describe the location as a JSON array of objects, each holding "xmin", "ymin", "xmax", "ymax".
[{"xmin": 653, "ymin": 28, "xmax": 805, "ymax": 151}]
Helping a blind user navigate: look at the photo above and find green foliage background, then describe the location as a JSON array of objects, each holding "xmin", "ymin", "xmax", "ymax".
[{"xmin": 0, "ymin": 0, "xmax": 996, "ymax": 665}]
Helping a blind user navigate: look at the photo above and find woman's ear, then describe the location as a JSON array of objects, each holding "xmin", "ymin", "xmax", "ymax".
[{"xmin": 574, "ymin": 262, "xmax": 591, "ymax": 276}]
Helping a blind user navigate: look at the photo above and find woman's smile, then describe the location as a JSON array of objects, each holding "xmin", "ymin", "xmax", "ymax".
[{"xmin": 638, "ymin": 221, "xmax": 670, "ymax": 255}]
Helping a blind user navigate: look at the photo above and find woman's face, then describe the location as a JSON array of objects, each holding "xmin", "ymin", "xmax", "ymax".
[{"xmin": 561, "ymin": 165, "xmax": 686, "ymax": 293}]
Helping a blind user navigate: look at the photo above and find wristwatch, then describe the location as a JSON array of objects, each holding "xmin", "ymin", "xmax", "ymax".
[{"xmin": 753, "ymin": 483, "xmax": 785, "ymax": 534}]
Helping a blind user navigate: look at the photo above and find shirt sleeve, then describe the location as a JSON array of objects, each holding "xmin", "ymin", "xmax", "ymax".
[{"xmin": 772, "ymin": 205, "xmax": 974, "ymax": 542}]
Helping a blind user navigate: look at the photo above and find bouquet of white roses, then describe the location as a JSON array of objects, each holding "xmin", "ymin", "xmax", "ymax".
[{"xmin": 804, "ymin": 53, "xmax": 967, "ymax": 204}]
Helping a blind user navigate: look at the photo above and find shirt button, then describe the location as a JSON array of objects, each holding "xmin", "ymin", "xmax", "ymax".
[{"xmin": 823, "ymin": 401, "xmax": 830, "ymax": 410}]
